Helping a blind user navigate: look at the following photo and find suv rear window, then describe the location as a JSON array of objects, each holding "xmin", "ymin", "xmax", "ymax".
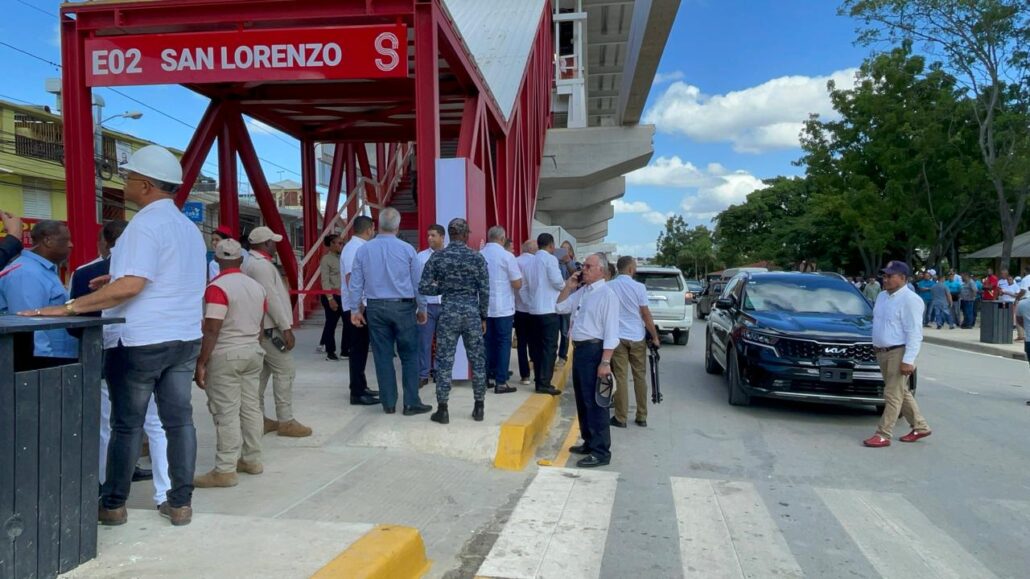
[{"xmin": 635, "ymin": 272, "xmax": 683, "ymax": 292}]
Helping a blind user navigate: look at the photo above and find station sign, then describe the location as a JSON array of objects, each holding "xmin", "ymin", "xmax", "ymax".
[{"xmin": 85, "ymin": 24, "xmax": 407, "ymax": 87}]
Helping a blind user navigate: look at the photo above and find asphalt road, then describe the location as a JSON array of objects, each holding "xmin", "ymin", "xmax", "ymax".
[{"xmin": 580, "ymin": 321, "xmax": 1030, "ymax": 578}]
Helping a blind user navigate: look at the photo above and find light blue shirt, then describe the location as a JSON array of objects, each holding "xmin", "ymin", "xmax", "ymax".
[
  {"xmin": 0, "ymin": 251, "xmax": 79, "ymax": 358},
  {"xmin": 346, "ymin": 233, "xmax": 422, "ymax": 311}
]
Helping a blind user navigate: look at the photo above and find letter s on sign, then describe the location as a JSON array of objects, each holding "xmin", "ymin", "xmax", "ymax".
[{"xmin": 374, "ymin": 32, "xmax": 400, "ymax": 72}]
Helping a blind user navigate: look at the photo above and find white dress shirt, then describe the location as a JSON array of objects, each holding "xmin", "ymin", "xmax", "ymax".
[
  {"xmin": 416, "ymin": 248, "xmax": 442, "ymax": 305},
  {"xmin": 514, "ymin": 253, "xmax": 535, "ymax": 313},
  {"xmin": 339, "ymin": 236, "xmax": 366, "ymax": 309},
  {"xmin": 556, "ymin": 279, "xmax": 620, "ymax": 350},
  {"xmin": 999, "ymin": 278, "xmax": 1020, "ymax": 303},
  {"xmin": 872, "ymin": 284, "xmax": 925, "ymax": 365},
  {"xmin": 521, "ymin": 250, "xmax": 565, "ymax": 315},
  {"xmin": 608, "ymin": 274, "xmax": 649, "ymax": 341},
  {"xmin": 481, "ymin": 242, "xmax": 522, "ymax": 318},
  {"xmin": 103, "ymin": 198, "xmax": 207, "ymax": 349}
]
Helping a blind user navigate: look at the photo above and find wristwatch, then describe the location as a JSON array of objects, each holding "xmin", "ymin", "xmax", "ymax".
[
  {"xmin": 600, "ymin": 359, "xmax": 611, "ymax": 366},
  {"xmin": 64, "ymin": 299, "xmax": 77, "ymax": 315}
]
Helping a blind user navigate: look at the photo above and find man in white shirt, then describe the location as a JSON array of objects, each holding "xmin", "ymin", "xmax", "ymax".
[
  {"xmin": 521, "ymin": 233, "xmax": 565, "ymax": 395},
  {"xmin": 865, "ymin": 260, "xmax": 932, "ymax": 448},
  {"xmin": 416, "ymin": 224, "xmax": 445, "ymax": 387},
  {"xmin": 607, "ymin": 256, "xmax": 661, "ymax": 428},
  {"xmin": 482, "ymin": 226, "xmax": 523, "ymax": 393},
  {"xmin": 555, "ymin": 253, "xmax": 620, "ymax": 467},
  {"xmin": 34, "ymin": 145, "xmax": 206, "ymax": 526},
  {"xmin": 339, "ymin": 216, "xmax": 380, "ymax": 405},
  {"xmin": 513, "ymin": 240, "xmax": 537, "ymax": 385}
]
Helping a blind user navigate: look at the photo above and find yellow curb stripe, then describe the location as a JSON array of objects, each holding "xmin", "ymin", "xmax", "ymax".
[
  {"xmin": 494, "ymin": 347, "xmax": 574, "ymax": 471},
  {"xmin": 312, "ymin": 524, "xmax": 431, "ymax": 579},
  {"xmin": 551, "ymin": 416, "xmax": 580, "ymax": 468}
]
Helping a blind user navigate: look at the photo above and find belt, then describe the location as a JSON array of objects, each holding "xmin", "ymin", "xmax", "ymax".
[
  {"xmin": 367, "ymin": 298, "xmax": 414, "ymax": 303},
  {"xmin": 573, "ymin": 338, "xmax": 603, "ymax": 346},
  {"xmin": 873, "ymin": 344, "xmax": 905, "ymax": 353}
]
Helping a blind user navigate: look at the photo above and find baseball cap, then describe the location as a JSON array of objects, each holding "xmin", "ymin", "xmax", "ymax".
[
  {"xmin": 215, "ymin": 239, "xmax": 243, "ymax": 260},
  {"xmin": 927, "ymin": 268, "xmax": 937, "ymax": 276},
  {"xmin": 214, "ymin": 225, "xmax": 234, "ymax": 239},
  {"xmin": 880, "ymin": 260, "xmax": 911, "ymax": 277},
  {"xmin": 248, "ymin": 226, "xmax": 283, "ymax": 244}
]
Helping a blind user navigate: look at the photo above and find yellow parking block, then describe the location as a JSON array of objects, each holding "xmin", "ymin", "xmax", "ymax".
[
  {"xmin": 312, "ymin": 524, "xmax": 431, "ymax": 579},
  {"xmin": 494, "ymin": 350, "xmax": 573, "ymax": 471}
]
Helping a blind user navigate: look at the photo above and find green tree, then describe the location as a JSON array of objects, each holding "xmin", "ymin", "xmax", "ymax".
[{"xmin": 655, "ymin": 216, "xmax": 716, "ymax": 277}]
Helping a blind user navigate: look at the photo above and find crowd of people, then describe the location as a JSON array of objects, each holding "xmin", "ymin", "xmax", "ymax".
[{"xmin": 0, "ymin": 144, "xmax": 667, "ymax": 527}]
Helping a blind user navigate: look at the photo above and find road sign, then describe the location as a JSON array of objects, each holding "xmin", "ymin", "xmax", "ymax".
[
  {"xmin": 182, "ymin": 201, "xmax": 204, "ymax": 223},
  {"xmin": 84, "ymin": 24, "xmax": 406, "ymax": 87}
]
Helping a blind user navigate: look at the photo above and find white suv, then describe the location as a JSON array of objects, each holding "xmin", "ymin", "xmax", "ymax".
[{"xmin": 634, "ymin": 266, "xmax": 694, "ymax": 345}]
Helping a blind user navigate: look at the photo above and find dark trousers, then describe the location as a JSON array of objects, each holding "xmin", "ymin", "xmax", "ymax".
[
  {"xmin": 343, "ymin": 310, "xmax": 369, "ymax": 396},
  {"xmin": 485, "ymin": 315, "xmax": 515, "ymax": 384},
  {"xmin": 571, "ymin": 340, "xmax": 611, "ymax": 460},
  {"xmin": 103, "ymin": 339, "xmax": 201, "ymax": 509},
  {"xmin": 366, "ymin": 300, "xmax": 423, "ymax": 409},
  {"xmin": 418, "ymin": 303, "xmax": 441, "ymax": 379},
  {"xmin": 320, "ymin": 295, "xmax": 349, "ymax": 355},
  {"xmin": 530, "ymin": 313, "xmax": 560, "ymax": 389},
  {"xmin": 961, "ymin": 300, "xmax": 976, "ymax": 328},
  {"xmin": 558, "ymin": 314, "xmax": 571, "ymax": 360},
  {"xmin": 514, "ymin": 311, "xmax": 534, "ymax": 380}
]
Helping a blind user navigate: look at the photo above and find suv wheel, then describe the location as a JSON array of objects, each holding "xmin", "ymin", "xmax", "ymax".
[
  {"xmin": 674, "ymin": 329, "xmax": 688, "ymax": 345},
  {"xmin": 704, "ymin": 331, "xmax": 722, "ymax": 375},
  {"xmin": 727, "ymin": 349, "xmax": 751, "ymax": 406}
]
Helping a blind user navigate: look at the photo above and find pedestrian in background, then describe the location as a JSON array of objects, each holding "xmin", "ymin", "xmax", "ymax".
[
  {"xmin": 945, "ymin": 270, "xmax": 962, "ymax": 327},
  {"xmin": 521, "ymin": 233, "xmax": 564, "ymax": 396},
  {"xmin": 208, "ymin": 225, "xmax": 246, "ymax": 281},
  {"xmin": 557, "ymin": 253, "xmax": 620, "ymax": 467},
  {"xmin": 865, "ymin": 260, "xmax": 932, "ymax": 448},
  {"xmin": 1014, "ymin": 296, "xmax": 1030, "ymax": 406},
  {"xmin": 608, "ymin": 256, "xmax": 661, "ymax": 428},
  {"xmin": 318, "ymin": 233, "xmax": 347, "ymax": 361},
  {"xmin": 482, "ymin": 225, "xmax": 522, "ymax": 394},
  {"xmin": 514, "ymin": 239, "xmax": 538, "ymax": 386},
  {"xmin": 929, "ymin": 274, "xmax": 955, "ymax": 329},
  {"xmin": 419, "ymin": 218, "xmax": 490, "ymax": 424},
  {"xmin": 193, "ymin": 239, "xmax": 267, "ymax": 488},
  {"xmin": 416, "ymin": 224, "xmax": 445, "ymax": 388},
  {"xmin": 916, "ymin": 270, "xmax": 935, "ymax": 326},
  {"xmin": 959, "ymin": 273, "xmax": 978, "ymax": 328},
  {"xmin": 0, "ymin": 211, "xmax": 24, "ymax": 269},
  {"xmin": 982, "ymin": 268, "xmax": 999, "ymax": 301},
  {"xmin": 244, "ymin": 226, "xmax": 312, "ymax": 438},
  {"xmin": 347, "ymin": 207, "xmax": 432, "ymax": 416},
  {"xmin": 554, "ymin": 246, "xmax": 573, "ymax": 369},
  {"xmin": 862, "ymin": 276, "xmax": 881, "ymax": 302},
  {"xmin": 340, "ymin": 216, "xmax": 379, "ymax": 406}
]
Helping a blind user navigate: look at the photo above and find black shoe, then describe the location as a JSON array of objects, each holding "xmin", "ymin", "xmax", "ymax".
[
  {"xmin": 576, "ymin": 455, "xmax": 610, "ymax": 468},
  {"xmin": 362, "ymin": 389, "xmax": 379, "ymax": 397},
  {"xmin": 488, "ymin": 379, "xmax": 496, "ymax": 389},
  {"xmin": 350, "ymin": 394, "xmax": 380, "ymax": 406},
  {"xmin": 535, "ymin": 385, "xmax": 561, "ymax": 396},
  {"xmin": 403, "ymin": 404, "xmax": 433, "ymax": 416},
  {"xmin": 569, "ymin": 444, "xmax": 590, "ymax": 455},
  {"xmin": 635, "ymin": 418, "xmax": 647, "ymax": 427},
  {"xmin": 610, "ymin": 417, "xmax": 627, "ymax": 428},
  {"xmin": 431, "ymin": 404, "xmax": 449, "ymax": 424},
  {"xmin": 494, "ymin": 383, "xmax": 517, "ymax": 394},
  {"xmin": 326, "ymin": 353, "xmax": 340, "ymax": 361},
  {"xmin": 472, "ymin": 401, "xmax": 484, "ymax": 422},
  {"xmin": 383, "ymin": 406, "xmax": 396, "ymax": 414},
  {"xmin": 419, "ymin": 378, "xmax": 429, "ymax": 389},
  {"xmin": 132, "ymin": 466, "xmax": 153, "ymax": 482}
]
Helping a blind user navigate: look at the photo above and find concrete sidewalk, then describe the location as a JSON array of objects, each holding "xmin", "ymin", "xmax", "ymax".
[
  {"xmin": 922, "ymin": 325, "xmax": 1027, "ymax": 361},
  {"xmin": 65, "ymin": 318, "xmax": 557, "ymax": 578}
]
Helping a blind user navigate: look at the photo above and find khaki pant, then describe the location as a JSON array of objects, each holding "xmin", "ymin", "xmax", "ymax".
[
  {"xmin": 611, "ymin": 338, "xmax": 648, "ymax": 423},
  {"xmin": 259, "ymin": 334, "xmax": 295, "ymax": 422},
  {"xmin": 206, "ymin": 345, "xmax": 265, "ymax": 472},
  {"xmin": 876, "ymin": 348, "xmax": 929, "ymax": 438}
]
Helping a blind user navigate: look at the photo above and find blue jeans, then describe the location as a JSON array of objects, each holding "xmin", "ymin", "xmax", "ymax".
[
  {"xmin": 102, "ymin": 339, "xmax": 200, "ymax": 509},
  {"xmin": 418, "ymin": 303, "xmax": 441, "ymax": 380},
  {"xmin": 366, "ymin": 300, "xmax": 423, "ymax": 409},
  {"xmin": 571, "ymin": 340, "xmax": 611, "ymax": 461},
  {"xmin": 485, "ymin": 315, "xmax": 515, "ymax": 384},
  {"xmin": 930, "ymin": 303, "xmax": 954, "ymax": 327},
  {"xmin": 961, "ymin": 300, "xmax": 976, "ymax": 328}
]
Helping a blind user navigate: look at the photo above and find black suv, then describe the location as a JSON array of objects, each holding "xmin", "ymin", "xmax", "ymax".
[{"xmin": 705, "ymin": 272, "xmax": 906, "ymax": 409}]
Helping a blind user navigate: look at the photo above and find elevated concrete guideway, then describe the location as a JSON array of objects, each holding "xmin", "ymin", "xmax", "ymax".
[{"xmin": 536, "ymin": 0, "xmax": 680, "ymax": 247}]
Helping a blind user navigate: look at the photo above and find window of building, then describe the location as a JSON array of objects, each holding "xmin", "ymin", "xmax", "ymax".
[{"xmin": 22, "ymin": 178, "xmax": 52, "ymax": 219}]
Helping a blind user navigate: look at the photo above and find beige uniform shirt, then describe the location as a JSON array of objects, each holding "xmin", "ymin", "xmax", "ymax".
[
  {"xmin": 320, "ymin": 252, "xmax": 341, "ymax": 293},
  {"xmin": 242, "ymin": 250, "xmax": 293, "ymax": 331},
  {"xmin": 204, "ymin": 269, "xmax": 267, "ymax": 355}
]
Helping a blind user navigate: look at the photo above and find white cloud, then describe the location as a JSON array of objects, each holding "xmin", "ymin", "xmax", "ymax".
[
  {"xmin": 626, "ymin": 155, "xmax": 769, "ymax": 223},
  {"xmin": 612, "ymin": 199, "xmax": 651, "ymax": 213},
  {"xmin": 626, "ymin": 156, "xmax": 720, "ymax": 188},
  {"xmin": 680, "ymin": 171, "xmax": 769, "ymax": 217},
  {"xmin": 642, "ymin": 68, "xmax": 858, "ymax": 153},
  {"xmin": 643, "ymin": 211, "xmax": 674, "ymax": 225},
  {"xmin": 616, "ymin": 241, "xmax": 658, "ymax": 257},
  {"xmin": 653, "ymin": 71, "xmax": 685, "ymax": 84}
]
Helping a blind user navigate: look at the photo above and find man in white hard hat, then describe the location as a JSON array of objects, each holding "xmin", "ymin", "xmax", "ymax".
[
  {"xmin": 28, "ymin": 145, "xmax": 208, "ymax": 527},
  {"xmin": 243, "ymin": 226, "xmax": 312, "ymax": 437}
]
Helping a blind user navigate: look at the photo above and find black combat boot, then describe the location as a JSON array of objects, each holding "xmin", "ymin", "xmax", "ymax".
[
  {"xmin": 431, "ymin": 403, "xmax": 449, "ymax": 425},
  {"xmin": 472, "ymin": 400, "xmax": 484, "ymax": 422}
]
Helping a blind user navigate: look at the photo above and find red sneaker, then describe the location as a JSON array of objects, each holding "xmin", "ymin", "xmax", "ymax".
[
  {"xmin": 863, "ymin": 435, "xmax": 891, "ymax": 448},
  {"xmin": 899, "ymin": 430, "xmax": 932, "ymax": 443}
]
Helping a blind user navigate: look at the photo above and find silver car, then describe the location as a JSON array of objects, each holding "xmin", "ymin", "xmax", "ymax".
[{"xmin": 634, "ymin": 266, "xmax": 694, "ymax": 345}]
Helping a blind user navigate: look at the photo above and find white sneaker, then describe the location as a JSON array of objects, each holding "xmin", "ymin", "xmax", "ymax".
[
  {"xmin": 519, "ymin": 378, "xmax": 531, "ymax": 386},
  {"xmin": 315, "ymin": 345, "xmax": 326, "ymax": 353}
]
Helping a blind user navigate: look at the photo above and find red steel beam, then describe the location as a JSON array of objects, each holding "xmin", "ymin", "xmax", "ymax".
[
  {"xmin": 61, "ymin": 19, "xmax": 98, "ymax": 270},
  {"xmin": 175, "ymin": 100, "xmax": 223, "ymax": 207},
  {"xmin": 355, "ymin": 144, "xmax": 378, "ymax": 213},
  {"xmin": 218, "ymin": 120, "xmax": 239, "ymax": 237},
  {"xmin": 345, "ymin": 144, "xmax": 358, "ymax": 222},
  {"xmin": 415, "ymin": 0, "xmax": 440, "ymax": 248},
  {"xmin": 434, "ymin": 0, "xmax": 506, "ymax": 131}
]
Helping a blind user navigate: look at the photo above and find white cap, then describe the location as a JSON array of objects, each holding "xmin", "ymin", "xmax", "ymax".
[
  {"xmin": 248, "ymin": 226, "xmax": 283, "ymax": 244},
  {"xmin": 928, "ymin": 268, "xmax": 936, "ymax": 276},
  {"xmin": 214, "ymin": 239, "xmax": 243, "ymax": 260},
  {"xmin": 119, "ymin": 145, "xmax": 183, "ymax": 185}
]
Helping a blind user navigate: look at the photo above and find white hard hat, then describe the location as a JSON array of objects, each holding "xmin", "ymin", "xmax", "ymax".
[{"xmin": 119, "ymin": 145, "xmax": 183, "ymax": 185}]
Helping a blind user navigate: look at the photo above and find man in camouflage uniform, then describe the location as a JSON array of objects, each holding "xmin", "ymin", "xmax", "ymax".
[{"xmin": 418, "ymin": 218, "xmax": 490, "ymax": 425}]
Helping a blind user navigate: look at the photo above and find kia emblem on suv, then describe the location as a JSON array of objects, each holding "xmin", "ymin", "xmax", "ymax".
[{"xmin": 823, "ymin": 346, "xmax": 847, "ymax": 355}]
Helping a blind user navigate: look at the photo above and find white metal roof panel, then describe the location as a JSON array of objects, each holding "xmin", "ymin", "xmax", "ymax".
[{"xmin": 441, "ymin": 0, "xmax": 547, "ymax": 122}]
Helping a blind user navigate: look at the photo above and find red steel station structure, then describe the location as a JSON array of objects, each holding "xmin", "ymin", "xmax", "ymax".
[{"xmin": 59, "ymin": 0, "xmax": 554, "ymax": 306}]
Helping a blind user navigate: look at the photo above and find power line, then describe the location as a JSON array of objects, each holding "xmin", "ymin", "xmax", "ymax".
[{"xmin": 16, "ymin": 1, "xmax": 56, "ymax": 18}]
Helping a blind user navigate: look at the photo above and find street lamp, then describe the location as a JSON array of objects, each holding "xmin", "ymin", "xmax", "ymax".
[{"xmin": 92, "ymin": 96, "xmax": 142, "ymax": 220}]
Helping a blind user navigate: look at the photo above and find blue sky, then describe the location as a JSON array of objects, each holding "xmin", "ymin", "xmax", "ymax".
[{"xmin": 2, "ymin": 1, "xmax": 869, "ymax": 255}]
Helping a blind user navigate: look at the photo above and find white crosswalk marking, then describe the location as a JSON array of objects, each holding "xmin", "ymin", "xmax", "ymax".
[
  {"xmin": 816, "ymin": 488, "xmax": 997, "ymax": 579},
  {"xmin": 671, "ymin": 477, "xmax": 803, "ymax": 579},
  {"xmin": 477, "ymin": 467, "xmax": 618, "ymax": 579}
]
